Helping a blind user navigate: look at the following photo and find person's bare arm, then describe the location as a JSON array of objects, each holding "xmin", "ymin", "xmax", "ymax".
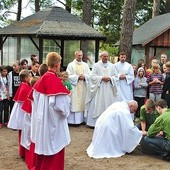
[{"xmin": 141, "ymin": 120, "xmax": 147, "ymax": 135}]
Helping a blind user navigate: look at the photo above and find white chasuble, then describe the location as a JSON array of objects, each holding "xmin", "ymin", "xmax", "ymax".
[
  {"xmin": 114, "ymin": 61, "xmax": 134, "ymax": 101},
  {"xmin": 86, "ymin": 101, "xmax": 142, "ymax": 158}
]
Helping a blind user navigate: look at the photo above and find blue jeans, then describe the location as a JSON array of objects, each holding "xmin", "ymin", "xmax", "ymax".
[
  {"xmin": 140, "ymin": 136, "xmax": 170, "ymax": 157},
  {"xmin": 149, "ymin": 93, "xmax": 161, "ymax": 102}
]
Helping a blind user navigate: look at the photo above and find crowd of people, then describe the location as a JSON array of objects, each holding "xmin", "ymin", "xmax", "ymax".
[{"xmin": 0, "ymin": 51, "xmax": 170, "ymax": 169}]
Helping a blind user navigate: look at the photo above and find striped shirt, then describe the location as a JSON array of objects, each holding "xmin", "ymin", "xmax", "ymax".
[{"xmin": 147, "ymin": 73, "xmax": 164, "ymax": 94}]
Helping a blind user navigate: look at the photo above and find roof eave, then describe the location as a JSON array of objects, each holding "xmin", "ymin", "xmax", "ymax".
[
  {"xmin": 142, "ymin": 26, "xmax": 170, "ymax": 46},
  {"xmin": 0, "ymin": 33, "xmax": 106, "ymax": 41}
]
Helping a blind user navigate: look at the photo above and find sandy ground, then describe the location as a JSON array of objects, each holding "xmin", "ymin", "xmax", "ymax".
[{"xmin": 0, "ymin": 124, "xmax": 169, "ymax": 170}]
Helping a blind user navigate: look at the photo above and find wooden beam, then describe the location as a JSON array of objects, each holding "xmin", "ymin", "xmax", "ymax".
[
  {"xmin": 53, "ymin": 40, "xmax": 61, "ymax": 48},
  {"xmin": 60, "ymin": 39, "xmax": 64, "ymax": 69},
  {"xmin": 145, "ymin": 45, "xmax": 150, "ymax": 68},
  {"xmin": 28, "ymin": 36, "xmax": 40, "ymax": 52},
  {"xmin": 95, "ymin": 40, "xmax": 99, "ymax": 63},
  {"xmin": 39, "ymin": 37, "xmax": 43, "ymax": 64},
  {"xmin": 0, "ymin": 36, "xmax": 8, "ymax": 50}
]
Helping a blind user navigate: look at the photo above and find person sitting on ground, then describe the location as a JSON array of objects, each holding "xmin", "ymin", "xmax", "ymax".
[
  {"xmin": 137, "ymin": 99, "xmax": 159, "ymax": 135},
  {"xmin": 140, "ymin": 99, "xmax": 170, "ymax": 162},
  {"xmin": 86, "ymin": 100, "xmax": 143, "ymax": 158}
]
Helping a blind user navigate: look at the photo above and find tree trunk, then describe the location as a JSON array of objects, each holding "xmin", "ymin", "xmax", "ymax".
[
  {"xmin": 119, "ymin": 0, "xmax": 136, "ymax": 63},
  {"xmin": 66, "ymin": 0, "xmax": 72, "ymax": 13},
  {"xmin": 35, "ymin": 0, "xmax": 40, "ymax": 12},
  {"xmin": 81, "ymin": 0, "xmax": 92, "ymax": 62},
  {"xmin": 165, "ymin": 0, "xmax": 170, "ymax": 13},
  {"xmin": 152, "ymin": 0, "xmax": 160, "ymax": 17},
  {"xmin": 83, "ymin": 0, "xmax": 92, "ymax": 25},
  {"xmin": 16, "ymin": 0, "xmax": 22, "ymax": 61},
  {"xmin": 16, "ymin": 0, "xmax": 22, "ymax": 21}
]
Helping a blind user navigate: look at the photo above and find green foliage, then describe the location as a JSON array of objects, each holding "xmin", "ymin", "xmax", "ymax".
[
  {"xmin": 0, "ymin": 0, "xmax": 17, "ymax": 10},
  {"xmin": 135, "ymin": 0, "xmax": 153, "ymax": 26},
  {"xmin": 159, "ymin": 0, "xmax": 166, "ymax": 14},
  {"xmin": 29, "ymin": 0, "xmax": 54, "ymax": 12},
  {"xmin": 100, "ymin": 43, "xmax": 118, "ymax": 56},
  {"xmin": 72, "ymin": 0, "xmax": 166, "ymax": 47},
  {"xmin": 93, "ymin": 0, "xmax": 123, "ymax": 45},
  {"xmin": 0, "ymin": 0, "xmax": 17, "ymax": 27}
]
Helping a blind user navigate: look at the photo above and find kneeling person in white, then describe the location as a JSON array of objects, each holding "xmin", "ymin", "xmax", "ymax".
[{"xmin": 86, "ymin": 100, "xmax": 143, "ymax": 158}]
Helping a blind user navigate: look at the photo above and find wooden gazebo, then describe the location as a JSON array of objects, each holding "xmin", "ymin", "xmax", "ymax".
[{"xmin": 0, "ymin": 6, "xmax": 106, "ymax": 67}]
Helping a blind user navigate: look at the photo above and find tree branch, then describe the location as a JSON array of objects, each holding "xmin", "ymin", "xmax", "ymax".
[{"xmin": 56, "ymin": 0, "xmax": 66, "ymax": 6}]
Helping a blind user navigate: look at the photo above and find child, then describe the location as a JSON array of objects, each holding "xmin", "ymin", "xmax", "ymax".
[
  {"xmin": 21, "ymin": 64, "xmax": 48, "ymax": 169},
  {"xmin": 134, "ymin": 67, "xmax": 148, "ymax": 118},
  {"xmin": 8, "ymin": 69, "xmax": 32, "ymax": 159},
  {"xmin": 38, "ymin": 63, "xmax": 48, "ymax": 77},
  {"xmin": 61, "ymin": 71, "xmax": 72, "ymax": 92},
  {"xmin": 20, "ymin": 59, "xmax": 29, "ymax": 70},
  {"xmin": 21, "ymin": 76, "xmax": 40, "ymax": 169},
  {"xmin": 0, "ymin": 65, "xmax": 10, "ymax": 128},
  {"xmin": 29, "ymin": 61, "xmax": 40, "ymax": 77},
  {"xmin": 29, "ymin": 52, "xmax": 70, "ymax": 170},
  {"xmin": 8, "ymin": 61, "xmax": 21, "ymax": 113},
  {"xmin": 147, "ymin": 64, "xmax": 164, "ymax": 102}
]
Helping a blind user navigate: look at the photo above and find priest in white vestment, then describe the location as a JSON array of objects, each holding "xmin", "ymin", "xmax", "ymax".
[
  {"xmin": 85, "ymin": 51, "xmax": 122, "ymax": 127},
  {"xmin": 86, "ymin": 100, "xmax": 143, "ymax": 158},
  {"xmin": 114, "ymin": 52, "xmax": 134, "ymax": 101},
  {"xmin": 66, "ymin": 50, "xmax": 91, "ymax": 124}
]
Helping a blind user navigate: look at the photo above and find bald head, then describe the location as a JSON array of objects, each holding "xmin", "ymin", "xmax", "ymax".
[
  {"xmin": 127, "ymin": 100, "xmax": 138, "ymax": 113},
  {"xmin": 100, "ymin": 51, "xmax": 109, "ymax": 63}
]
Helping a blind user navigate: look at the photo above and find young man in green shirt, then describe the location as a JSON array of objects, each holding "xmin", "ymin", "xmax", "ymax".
[
  {"xmin": 141, "ymin": 99, "xmax": 170, "ymax": 161},
  {"xmin": 137, "ymin": 99, "xmax": 159, "ymax": 135}
]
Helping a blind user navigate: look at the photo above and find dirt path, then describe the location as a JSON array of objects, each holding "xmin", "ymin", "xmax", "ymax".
[{"xmin": 0, "ymin": 125, "xmax": 169, "ymax": 170}]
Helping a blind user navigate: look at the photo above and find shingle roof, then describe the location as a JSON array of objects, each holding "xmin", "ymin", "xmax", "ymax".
[
  {"xmin": 0, "ymin": 7, "xmax": 106, "ymax": 40},
  {"xmin": 133, "ymin": 13, "xmax": 170, "ymax": 46}
]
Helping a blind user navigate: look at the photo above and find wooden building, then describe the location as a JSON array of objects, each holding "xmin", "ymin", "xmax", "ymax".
[{"xmin": 132, "ymin": 13, "xmax": 170, "ymax": 67}]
